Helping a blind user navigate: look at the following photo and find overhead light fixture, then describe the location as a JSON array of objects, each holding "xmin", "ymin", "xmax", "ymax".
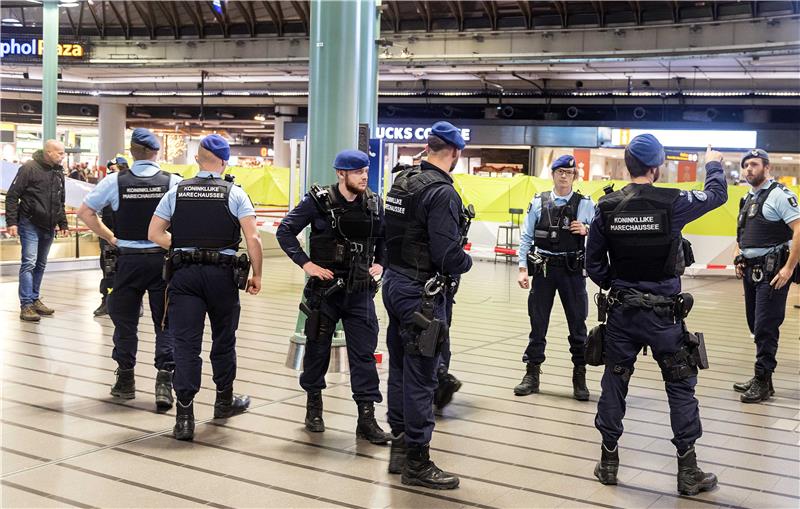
[
  {"xmin": 59, "ymin": 2, "xmax": 80, "ymax": 7},
  {"xmin": 253, "ymin": 113, "xmax": 266, "ymax": 121},
  {"xmin": 781, "ymin": 156, "xmax": 793, "ymax": 161},
  {"xmin": 2, "ymin": 18, "xmax": 21, "ymax": 23},
  {"xmin": 254, "ymin": 138, "xmax": 261, "ymax": 144}
]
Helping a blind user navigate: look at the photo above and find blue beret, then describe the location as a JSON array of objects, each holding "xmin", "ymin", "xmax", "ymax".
[
  {"xmin": 200, "ymin": 134, "xmax": 231, "ymax": 162},
  {"xmin": 115, "ymin": 156, "xmax": 128, "ymax": 166},
  {"xmin": 131, "ymin": 128, "xmax": 161, "ymax": 151},
  {"xmin": 741, "ymin": 148, "xmax": 769, "ymax": 169},
  {"xmin": 333, "ymin": 149, "xmax": 369, "ymax": 170},
  {"xmin": 551, "ymin": 155, "xmax": 576, "ymax": 171},
  {"xmin": 430, "ymin": 121, "xmax": 466, "ymax": 150},
  {"xmin": 626, "ymin": 133, "xmax": 665, "ymax": 168}
]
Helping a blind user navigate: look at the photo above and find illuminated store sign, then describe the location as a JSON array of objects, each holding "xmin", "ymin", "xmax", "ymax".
[
  {"xmin": 0, "ymin": 38, "xmax": 85, "ymax": 59},
  {"xmin": 375, "ymin": 126, "xmax": 472, "ymax": 143},
  {"xmin": 666, "ymin": 151, "xmax": 699, "ymax": 162},
  {"xmin": 611, "ymin": 128, "xmax": 757, "ymax": 150}
]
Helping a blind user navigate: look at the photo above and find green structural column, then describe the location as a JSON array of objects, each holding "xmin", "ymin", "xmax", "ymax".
[
  {"xmin": 358, "ymin": 0, "xmax": 380, "ymax": 131},
  {"xmin": 41, "ymin": 0, "xmax": 59, "ymax": 141},
  {"xmin": 287, "ymin": 0, "xmax": 365, "ymax": 366},
  {"xmin": 307, "ymin": 0, "xmax": 361, "ymax": 182}
]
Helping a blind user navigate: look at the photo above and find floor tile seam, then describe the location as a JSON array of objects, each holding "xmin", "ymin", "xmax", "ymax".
[
  {"xmin": 453, "ymin": 349, "xmax": 800, "ymax": 385},
  {"xmin": 1, "ymin": 386, "xmax": 710, "ymax": 509},
  {"xmin": 1, "ymin": 357, "xmax": 304, "ymax": 402},
  {"xmin": 0, "ymin": 479, "xmax": 97, "ymax": 509},
  {"xmin": 3, "ymin": 336, "xmax": 311, "ymax": 382},
  {"xmin": 0, "ymin": 377, "xmax": 328, "ymax": 479},
  {"xmin": 272, "ymin": 400, "xmax": 800, "ymax": 483},
  {"xmin": 430, "ymin": 365, "xmax": 800, "ymax": 417},
  {"xmin": 447, "ymin": 387, "xmax": 800, "ymax": 434}
]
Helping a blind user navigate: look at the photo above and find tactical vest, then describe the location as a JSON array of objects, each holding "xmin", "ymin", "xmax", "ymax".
[
  {"xmin": 385, "ymin": 165, "xmax": 454, "ymax": 281},
  {"xmin": 100, "ymin": 204, "xmax": 115, "ymax": 231},
  {"xmin": 534, "ymin": 191, "xmax": 586, "ymax": 253},
  {"xmin": 115, "ymin": 170, "xmax": 172, "ymax": 240},
  {"xmin": 171, "ymin": 176, "xmax": 242, "ymax": 250},
  {"xmin": 737, "ymin": 181, "xmax": 793, "ymax": 249},
  {"xmin": 308, "ymin": 185, "xmax": 380, "ymax": 293},
  {"xmin": 599, "ymin": 184, "xmax": 683, "ymax": 282}
]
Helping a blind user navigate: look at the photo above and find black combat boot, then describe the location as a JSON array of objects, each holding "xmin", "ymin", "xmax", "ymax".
[
  {"xmin": 594, "ymin": 444, "xmax": 619, "ymax": 485},
  {"xmin": 401, "ymin": 444, "xmax": 460, "ymax": 490},
  {"xmin": 93, "ymin": 297, "xmax": 108, "ymax": 317},
  {"xmin": 110, "ymin": 368, "xmax": 135, "ymax": 399},
  {"xmin": 514, "ymin": 363, "xmax": 540, "ymax": 396},
  {"xmin": 677, "ymin": 447, "xmax": 717, "ymax": 496},
  {"xmin": 155, "ymin": 370, "xmax": 174, "ymax": 411},
  {"xmin": 213, "ymin": 387, "xmax": 251, "ymax": 418},
  {"xmin": 572, "ymin": 365, "xmax": 590, "ymax": 401},
  {"xmin": 173, "ymin": 400, "xmax": 195, "ymax": 441},
  {"xmin": 434, "ymin": 367, "xmax": 462, "ymax": 410},
  {"xmin": 740, "ymin": 373, "xmax": 773, "ymax": 403},
  {"xmin": 355, "ymin": 402, "xmax": 390, "ymax": 444},
  {"xmin": 388, "ymin": 432, "xmax": 407, "ymax": 474},
  {"xmin": 734, "ymin": 375, "xmax": 774, "ymax": 397},
  {"xmin": 305, "ymin": 391, "xmax": 325, "ymax": 432}
]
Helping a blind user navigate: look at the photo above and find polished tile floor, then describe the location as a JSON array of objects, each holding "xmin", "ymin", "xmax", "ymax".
[{"xmin": 1, "ymin": 258, "xmax": 798, "ymax": 508}]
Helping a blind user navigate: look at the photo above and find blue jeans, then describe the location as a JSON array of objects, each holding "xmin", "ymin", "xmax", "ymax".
[{"xmin": 18, "ymin": 217, "xmax": 55, "ymax": 307}]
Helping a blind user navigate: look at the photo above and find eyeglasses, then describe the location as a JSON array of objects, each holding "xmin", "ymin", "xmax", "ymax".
[{"xmin": 554, "ymin": 169, "xmax": 576, "ymax": 176}]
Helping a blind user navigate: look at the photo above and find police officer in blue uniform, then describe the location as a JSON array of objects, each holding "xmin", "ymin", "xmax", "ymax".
[
  {"xmin": 78, "ymin": 128, "xmax": 181, "ymax": 410},
  {"xmin": 148, "ymin": 134, "xmax": 262, "ymax": 441},
  {"xmin": 515, "ymin": 155, "xmax": 595, "ymax": 400},
  {"xmin": 733, "ymin": 149, "xmax": 800, "ymax": 403},
  {"xmin": 383, "ymin": 121, "xmax": 473, "ymax": 490},
  {"xmin": 586, "ymin": 135, "xmax": 726, "ymax": 495},
  {"xmin": 94, "ymin": 157, "xmax": 131, "ymax": 317},
  {"xmin": 276, "ymin": 149, "xmax": 390, "ymax": 444}
]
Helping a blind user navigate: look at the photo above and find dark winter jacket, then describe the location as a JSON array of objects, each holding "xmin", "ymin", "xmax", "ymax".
[{"xmin": 5, "ymin": 150, "xmax": 68, "ymax": 230}]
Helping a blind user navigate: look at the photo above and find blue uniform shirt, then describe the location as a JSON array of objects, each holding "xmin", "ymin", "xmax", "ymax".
[
  {"xmin": 739, "ymin": 179, "xmax": 800, "ymax": 259},
  {"xmin": 154, "ymin": 171, "xmax": 255, "ymax": 256},
  {"xmin": 586, "ymin": 161, "xmax": 728, "ymax": 296},
  {"xmin": 276, "ymin": 185, "xmax": 386, "ymax": 269},
  {"xmin": 83, "ymin": 160, "xmax": 182, "ymax": 249},
  {"xmin": 518, "ymin": 189, "xmax": 596, "ymax": 268}
]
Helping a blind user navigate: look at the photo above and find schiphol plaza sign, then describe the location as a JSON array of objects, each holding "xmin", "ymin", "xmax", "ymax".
[{"xmin": 0, "ymin": 38, "xmax": 86, "ymax": 60}]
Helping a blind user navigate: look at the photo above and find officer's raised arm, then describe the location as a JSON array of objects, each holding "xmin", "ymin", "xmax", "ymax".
[{"xmin": 672, "ymin": 146, "xmax": 728, "ymax": 228}]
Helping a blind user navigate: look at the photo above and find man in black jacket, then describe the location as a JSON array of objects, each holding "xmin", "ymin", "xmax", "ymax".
[{"xmin": 6, "ymin": 140, "xmax": 68, "ymax": 322}]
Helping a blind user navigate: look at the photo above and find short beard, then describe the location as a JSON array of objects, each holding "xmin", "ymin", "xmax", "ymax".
[
  {"xmin": 449, "ymin": 158, "xmax": 458, "ymax": 171},
  {"xmin": 652, "ymin": 168, "xmax": 661, "ymax": 183},
  {"xmin": 747, "ymin": 173, "xmax": 766, "ymax": 188},
  {"xmin": 345, "ymin": 180, "xmax": 364, "ymax": 195}
]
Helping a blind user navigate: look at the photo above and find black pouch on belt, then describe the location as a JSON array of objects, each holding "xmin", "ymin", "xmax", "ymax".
[{"xmin": 585, "ymin": 324, "xmax": 606, "ymax": 366}]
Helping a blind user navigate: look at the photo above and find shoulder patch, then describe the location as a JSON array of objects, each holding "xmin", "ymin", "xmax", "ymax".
[
  {"xmin": 691, "ymin": 190, "xmax": 708, "ymax": 202},
  {"xmin": 789, "ymin": 196, "xmax": 798, "ymax": 208},
  {"xmin": 526, "ymin": 202, "xmax": 533, "ymax": 213}
]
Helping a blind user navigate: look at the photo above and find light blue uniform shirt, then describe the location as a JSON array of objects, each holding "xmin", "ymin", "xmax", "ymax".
[
  {"xmin": 518, "ymin": 188, "xmax": 596, "ymax": 268},
  {"xmin": 83, "ymin": 160, "xmax": 182, "ymax": 249},
  {"xmin": 740, "ymin": 179, "xmax": 800, "ymax": 259},
  {"xmin": 154, "ymin": 171, "xmax": 256, "ymax": 255}
]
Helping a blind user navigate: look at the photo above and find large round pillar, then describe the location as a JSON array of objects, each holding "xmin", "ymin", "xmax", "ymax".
[
  {"xmin": 98, "ymin": 102, "xmax": 126, "ymax": 165},
  {"xmin": 41, "ymin": 0, "xmax": 59, "ymax": 141},
  {"xmin": 358, "ymin": 0, "xmax": 379, "ymax": 131},
  {"xmin": 306, "ymin": 0, "xmax": 361, "ymax": 187}
]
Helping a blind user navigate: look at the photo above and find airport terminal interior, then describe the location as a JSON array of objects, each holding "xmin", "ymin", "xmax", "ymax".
[{"xmin": 1, "ymin": 1, "xmax": 799, "ymax": 508}]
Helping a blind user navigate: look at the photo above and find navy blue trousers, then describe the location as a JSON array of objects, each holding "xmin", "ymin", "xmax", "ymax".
[
  {"xmin": 743, "ymin": 267, "xmax": 791, "ymax": 376},
  {"xmin": 108, "ymin": 252, "xmax": 174, "ymax": 371},
  {"xmin": 168, "ymin": 264, "xmax": 240, "ymax": 403},
  {"xmin": 383, "ymin": 270, "xmax": 447, "ymax": 447},
  {"xmin": 523, "ymin": 265, "xmax": 588, "ymax": 366},
  {"xmin": 595, "ymin": 305, "xmax": 702, "ymax": 453},
  {"xmin": 299, "ymin": 280, "xmax": 381, "ymax": 403}
]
